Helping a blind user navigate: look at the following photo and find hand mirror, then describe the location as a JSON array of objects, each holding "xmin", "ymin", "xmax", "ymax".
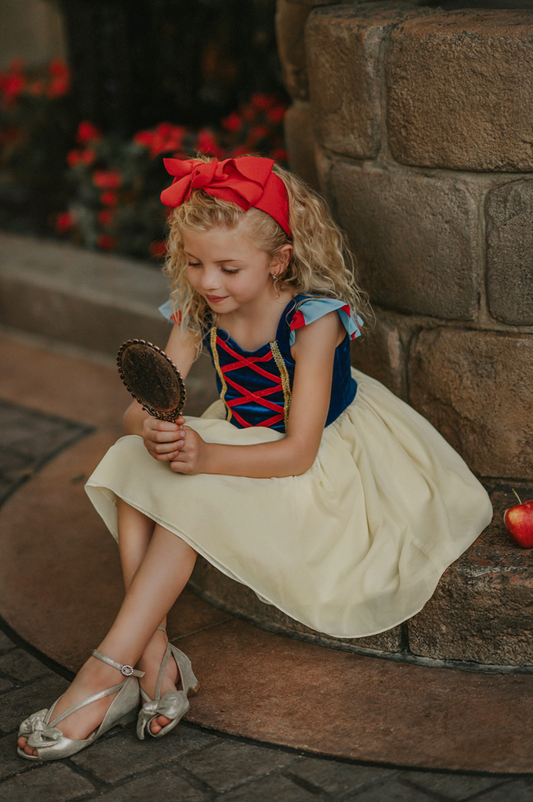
[{"xmin": 117, "ymin": 339, "xmax": 186, "ymax": 422}]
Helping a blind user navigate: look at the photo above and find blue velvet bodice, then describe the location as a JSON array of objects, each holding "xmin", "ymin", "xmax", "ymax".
[{"xmin": 204, "ymin": 295, "xmax": 357, "ymax": 432}]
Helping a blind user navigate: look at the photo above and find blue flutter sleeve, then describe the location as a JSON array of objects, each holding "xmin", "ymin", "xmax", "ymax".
[{"xmin": 288, "ymin": 297, "xmax": 363, "ymax": 347}]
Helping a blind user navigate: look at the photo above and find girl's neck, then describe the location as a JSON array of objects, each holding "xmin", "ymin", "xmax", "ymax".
[{"xmin": 217, "ymin": 288, "xmax": 295, "ymax": 352}]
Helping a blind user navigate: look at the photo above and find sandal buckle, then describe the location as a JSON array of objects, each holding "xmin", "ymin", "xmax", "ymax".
[{"xmin": 121, "ymin": 664, "xmax": 134, "ymax": 677}]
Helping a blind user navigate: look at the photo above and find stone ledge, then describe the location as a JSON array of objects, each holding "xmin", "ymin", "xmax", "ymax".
[
  {"xmin": 189, "ymin": 484, "xmax": 533, "ymax": 671},
  {"xmin": 0, "ymin": 233, "xmax": 171, "ymax": 356}
]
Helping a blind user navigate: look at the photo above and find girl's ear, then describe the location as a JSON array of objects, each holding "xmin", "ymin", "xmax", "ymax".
[{"xmin": 270, "ymin": 244, "xmax": 293, "ymax": 276}]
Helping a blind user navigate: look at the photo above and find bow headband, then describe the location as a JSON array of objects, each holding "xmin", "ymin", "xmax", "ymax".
[{"xmin": 160, "ymin": 156, "xmax": 292, "ymax": 238}]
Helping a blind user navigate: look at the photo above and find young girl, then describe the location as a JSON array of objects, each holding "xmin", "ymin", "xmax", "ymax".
[{"xmin": 18, "ymin": 155, "xmax": 492, "ymax": 760}]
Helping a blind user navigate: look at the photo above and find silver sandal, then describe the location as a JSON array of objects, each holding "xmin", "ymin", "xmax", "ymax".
[
  {"xmin": 17, "ymin": 650, "xmax": 144, "ymax": 761},
  {"xmin": 137, "ymin": 629, "xmax": 199, "ymax": 740}
]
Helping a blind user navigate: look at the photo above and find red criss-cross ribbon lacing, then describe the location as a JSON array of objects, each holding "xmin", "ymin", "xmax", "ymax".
[{"xmin": 217, "ymin": 336, "xmax": 285, "ymax": 429}]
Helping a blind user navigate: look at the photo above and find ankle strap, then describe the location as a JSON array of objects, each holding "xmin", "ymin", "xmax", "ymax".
[{"xmin": 92, "ymin": 649, "xmax": 145, "ymax": 678}]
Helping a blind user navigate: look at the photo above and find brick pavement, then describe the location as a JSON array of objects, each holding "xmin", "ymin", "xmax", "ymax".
[{"xmin": 0, "ymin": 395, "xmax": 531, "ymax": 801}]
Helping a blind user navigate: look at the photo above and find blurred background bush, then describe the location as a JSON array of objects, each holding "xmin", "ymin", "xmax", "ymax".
[{"xmin": 0, "ymin": 0, "xmax": 288, "ymax": 261}]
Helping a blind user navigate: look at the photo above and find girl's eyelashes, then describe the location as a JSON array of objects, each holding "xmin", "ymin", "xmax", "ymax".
[
  {"xmin": 187, "ymin": 261, "xmax": 201, "ymax": 267},
  {"xmin": 221, "ymin": 267, "xmax": 239, "ymax": 274}
]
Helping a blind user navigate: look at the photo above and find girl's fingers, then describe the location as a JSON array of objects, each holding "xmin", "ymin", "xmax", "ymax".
[{"xmin": 153, "ymin": 440, "xmax": 183, "ymax": 455}]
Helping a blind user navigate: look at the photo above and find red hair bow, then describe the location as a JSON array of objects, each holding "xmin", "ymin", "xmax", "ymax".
[{"xmin": 161, "ymin": 156, "xmax": 291, "ymax": 237}]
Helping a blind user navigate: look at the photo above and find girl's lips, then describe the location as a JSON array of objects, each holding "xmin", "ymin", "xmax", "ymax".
[{"xmin": 205, "ymin": 295, "xmax": 228, "ymax": 303}]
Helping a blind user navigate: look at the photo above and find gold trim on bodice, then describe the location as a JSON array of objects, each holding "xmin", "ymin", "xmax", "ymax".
[
  {"xmin": 210, "ymin": 326, "xmax": 232, "ymax": 423},
  {"xmin": 269, "ymin": 340, "xmax": 291, "ymax": 430}
]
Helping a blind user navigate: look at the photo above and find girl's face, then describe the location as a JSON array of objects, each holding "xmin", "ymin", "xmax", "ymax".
[{"xmin": 182, "ymin": 220, "xmax": 283, "ymax": 314}]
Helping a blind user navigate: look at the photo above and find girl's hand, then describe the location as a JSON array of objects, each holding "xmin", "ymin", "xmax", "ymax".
[
  {"xmin": 142, "ymin": 415, "xmax": 186, "ymax": 462},
  {"xmin": 169, "ymin": 427, "xmax": 209, "ymax": 475}
]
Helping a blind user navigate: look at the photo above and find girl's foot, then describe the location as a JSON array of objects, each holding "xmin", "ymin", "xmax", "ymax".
[
  {"xmin": 17, "ymin": 654, "xmax": 138, "ymax": 758},
  {"xmin": 136, "ymin": 628, "xmax": 179, "ymax": 735}
]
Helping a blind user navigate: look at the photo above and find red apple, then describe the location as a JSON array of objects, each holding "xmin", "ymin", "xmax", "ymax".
[{"xmin": 504, "ymin": 490, "xmax": 533, "ymax": 548}]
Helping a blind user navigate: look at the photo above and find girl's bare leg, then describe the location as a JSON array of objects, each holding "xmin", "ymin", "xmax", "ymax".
[
  {"xmin": 101, "ymin": 516, "xmax": 198, "ymax": 737},
  {"xmin": 116, "ymin": 499, "xmax": 186, "ymax": 734},
  {"xmin": 18, "ymin": 523, "xmax": 197, "ymax": 756}
]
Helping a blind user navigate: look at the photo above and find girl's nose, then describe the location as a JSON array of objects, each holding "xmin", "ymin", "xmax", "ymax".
[{"xmin": 200, "ymin": 266, "xmax": 221, "ymax": 291}]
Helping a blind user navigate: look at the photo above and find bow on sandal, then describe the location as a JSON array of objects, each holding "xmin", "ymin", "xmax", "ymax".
[
  {"xmin": 17, "ymin": 650, "xmax": 144, "ymax": 761},
  {"xmin": 137, "ymin": 637, "xmax": 199, "ymax": 740}
]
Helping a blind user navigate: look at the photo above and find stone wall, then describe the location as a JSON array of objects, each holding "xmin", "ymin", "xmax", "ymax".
[{"xmin": 277, "ymin": 0, "xmax": 533, "ymax": 483}]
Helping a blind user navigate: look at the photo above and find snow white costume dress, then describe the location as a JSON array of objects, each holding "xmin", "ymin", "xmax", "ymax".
[{"xmin": 85, "ymin": 294, "xmax": 493, "ymax": 639}]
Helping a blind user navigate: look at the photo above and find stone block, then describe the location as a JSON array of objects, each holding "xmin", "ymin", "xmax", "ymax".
[
  {"xmin": 469, "ymin": 780, "xmax": 533, "ymax": 802},
  {"xmin": 189, "ymin": 557, "xmax": 403, "ymax": 654},
  {"xmin": 330, "ymin": 162, "xmax": 480, "ymax": 319},
  {"xmin": 387, "ymin": 10, "xmax": 533, "ymax": 171},
  {"xmin": 221, "ymin": 773, "xmax": 316, "ymax": 802},
  {"xmin": 408, "ymin": 487, "xmax": 533, "ymax": 666},
  {"xmin": 276, "ymin": 0, "xmax": 312, "ymax": 99},
  {"xmin": 284, "ymin": 101, "xmax": 320, "ymax": 192},
  {"xmin": 348, "ymin": 779, "xmax": 434, "ymax": 802},
  {"xmin": 306, "ymin": 3, "xmax": 421, "ymax": 160},
  {"xmin": 71, "ymin": 721, "xmax": 216, "ymax": 782},
  {"xmin": 182, "ymin": 739, "xmax": 297, "ymax": 794},
  {"xmin": 350, "ymin": 310, "xmax": 407, "ymax": 398},
  {"xmin": 408, "ymin": 328, "xmax": 533, "ymax": 481},
  {"xmin": 0, "ymin": 733, "xmax": 31, "ymax": 780},
  {"xmin": 289, "ymin": 758, "xmax": 396, "ymax": 796},
  {"xmin": 401, "ymin": 771, "xmax": 502, "ymax": 801},
  {"xmin": 486, "ymin": 179, "xmax": 533, "ymax": 326},
  {"xmin": 97, "ymin": 770, "xmax": 204, "ymax": 801},
  {"xmin": 0, "ymin": 631, "xmax": 15, "ymax": 651},
  {"xmin": 0, "ymin": 762, "xmax": 94, "ymax": 801},
  {"xmin": 0, "ymin": 673, "xmax": 68, "ymax": 733},
  {"xmin": 0, "ymin": 648, "xmax": 50, "ymax": 682}
]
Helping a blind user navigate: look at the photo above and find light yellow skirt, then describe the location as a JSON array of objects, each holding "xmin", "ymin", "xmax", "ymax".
[{"xmin": 85, "ymin": 368, "xmax": 492, "ymax": 639}]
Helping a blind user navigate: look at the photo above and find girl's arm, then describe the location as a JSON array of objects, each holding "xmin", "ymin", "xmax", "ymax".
[
  {"xmin": 171, "ymin": 311, "xmax": 343, "ymax": 478},
  {"xmin": 123, "ymin": 323, "xmax": 197, "ymax": 462}
]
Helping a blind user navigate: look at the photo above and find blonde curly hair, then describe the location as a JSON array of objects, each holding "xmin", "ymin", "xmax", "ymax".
[{"xmin": 163, "ymin": 157, "xmax": 370, "ymax": 353}]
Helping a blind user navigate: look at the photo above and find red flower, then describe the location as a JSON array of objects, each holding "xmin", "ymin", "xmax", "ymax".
[
  {"xmin": 133, "ymin": 130, "xmax": 154, "ymax": 148},
  {"xmin": 250, "ymin": 125, "xmax": 270, "ymax": 141},
  {"xmin": 67, "ymin": 149, "xmax": 82, "ymax": 167},
  {"xmin": 97, "ymin": 234, "xmax": 117, "ymax": 251},
  {"xmin": 227, "ymin": 145, "xmax": 250, "ymax": 157},
  {"xmin": 271, "ymin": 148, "xmax": 288, "ymax": 162},
  {"xmin": 49, "ymin": 59, "xmax": 69, "ymax": 78},
  {"xmin": 147, "ymin": 124, "xmax": 186, "ymax": 157},
  {"xmin": 251, "ymin": 94, "xmax": 274, "ymax": 110},
  {"xmin": 100, "ymin": 191, "xmax": 118, "ymax": 206},
  {"xmin": 80, "ymin": 148, "xmax": 96, "ymax": 166},
  {"xmin": 47, "ymin": 75, "xmax": 70, "ymax": 98},
  {"xmin": 155, "ymin": 122, "xmax": 173, "ymax": 138},
  {"xmin": 149, "ymin": 240, "xmax": 168, "ymax": 259},
  {"xmin": 68, "ymin": 147, "xmax": 96, "ymax": 168},
  {"xmin": 267, "ymin": 106, "xmax": 286, "ymax": 124},
  {"xmin": 93, "ymin": 170, "xmax": 122, "ymax": 189},
  {"xmin": 28, "ymin": 80, "xmax": 45, "ymax": 97},
  {"xmin": 222, "ymin": 111, "xmax": 242, "ymax": 133},
  {"xmin": 76, "ymin": 121, "xmax": 102, "ymax": 145},
  {"xmin": 196, "ymin": 128, "xmax": 223, "ymax": 157},
  {"xmin": 98, "ymin": 209, "xmax": 114, "ymax": 226},
  {"xmin": 1, "ymin": 74, "xmax": 25, "ymax": 106},
  {"xmin": 55, "ymin": 211, "xmax": 75, "ymax": 234}
]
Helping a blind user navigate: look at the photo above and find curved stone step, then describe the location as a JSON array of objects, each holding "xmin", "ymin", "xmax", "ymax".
[{"xmin": 189, "ymin": 483, "xmax": 533, "ymax": 672}]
